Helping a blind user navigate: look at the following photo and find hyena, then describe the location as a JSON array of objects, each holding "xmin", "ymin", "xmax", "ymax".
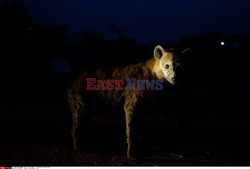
[{"xmin": 67, "ymin": 45, "xmax": 179, "ymax": 159}]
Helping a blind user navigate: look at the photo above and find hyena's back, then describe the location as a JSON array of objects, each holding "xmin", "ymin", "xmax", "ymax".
[{"xmin": 68, "ymin": 62, "xmax": 149, "ymax": 106}]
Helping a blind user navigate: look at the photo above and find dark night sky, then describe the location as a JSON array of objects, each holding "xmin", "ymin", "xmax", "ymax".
[{"xmin": 4, "ymin": 0, "xmax": 250, "ymax": 44}]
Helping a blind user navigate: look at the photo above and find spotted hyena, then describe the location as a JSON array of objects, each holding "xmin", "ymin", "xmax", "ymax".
[{"xmin": 67, "ymin": 45, "xmax": 180, "ymax": 159}]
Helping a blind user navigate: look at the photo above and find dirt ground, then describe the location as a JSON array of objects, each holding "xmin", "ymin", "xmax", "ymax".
[
  {"xmin": 1, "ymin": 98, "xmax": 250, "ymax": 166},
  {"xmin": 1, "ymin": 129, "xmax": 250, "ymax": 166}
]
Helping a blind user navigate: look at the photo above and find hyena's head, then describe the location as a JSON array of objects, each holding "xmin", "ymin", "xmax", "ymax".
[{"xmin": 153, "ymin": 45, "xmax": 176, "ymax": 84}]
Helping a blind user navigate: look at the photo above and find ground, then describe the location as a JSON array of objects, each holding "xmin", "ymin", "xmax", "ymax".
[
  {"xmin": 0, "ymin": 74, "xmax": 250, "ymax": 166},
  {"xmin": 1, "ymin": 101, "xmax": 250, "ymax": 166}
]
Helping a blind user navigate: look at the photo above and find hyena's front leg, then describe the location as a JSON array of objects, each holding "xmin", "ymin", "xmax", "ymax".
[{"xmin": 124, "ymin": 94, "xmax": 139, "ymax": 160}]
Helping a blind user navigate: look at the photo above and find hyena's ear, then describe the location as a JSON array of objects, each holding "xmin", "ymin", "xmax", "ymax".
[{"xmin": 154, "ymin": 45, "xmax": 165, "ymax": 60}]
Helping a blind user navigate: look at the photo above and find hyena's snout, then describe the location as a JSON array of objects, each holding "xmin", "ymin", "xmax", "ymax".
[
  {"xmin": 171, "ymin": 74, "xmax": 176, "ymax": 81},
  {"xmin": 168, "ymin": 72, "xmax": 176, "ymax": 84}
]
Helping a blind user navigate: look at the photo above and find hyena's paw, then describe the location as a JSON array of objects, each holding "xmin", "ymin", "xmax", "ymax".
[
  {"xmin": 128, "ymin": 154, "xmax": 136, "ymax": 160},
  {"xmin": 127, "ymin": 154, "xmax": 139, "ymax": 164},
  {"xmin": 127, "ymin": 150, "xmax": 139, "ymax": 162},
  {"xmin": 72, "ymin": 144, "xmax": 79, "ymax": 153},
  {"xmin": 72, "ymin": 145, "xmax": 88, "ymax": 155}
]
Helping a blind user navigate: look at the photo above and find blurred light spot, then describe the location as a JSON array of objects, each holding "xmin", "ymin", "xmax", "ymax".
[
  {"xmin": 27, "ymin": 27, "xmax": 33, "ymax": 34},
  {"xmin": 220, "ymin": 41, "xmax": 225, "ymax": 46},
  {"xmin": 28, "ymin": 27, "xmax": 33, "ymax": 31}
]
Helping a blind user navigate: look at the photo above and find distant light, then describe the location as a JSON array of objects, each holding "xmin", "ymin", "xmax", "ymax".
[{"xmin": 220, "ymin": 41, "xmax": 225, "ymax": 46}]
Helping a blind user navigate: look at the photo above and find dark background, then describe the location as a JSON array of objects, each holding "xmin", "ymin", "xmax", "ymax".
[{"xmin": 0, "ymin": 0, "xmax": 250, "ymax": 166}]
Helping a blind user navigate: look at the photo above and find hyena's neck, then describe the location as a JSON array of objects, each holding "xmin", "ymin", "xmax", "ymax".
[{"xmin": 145, "ymin": 58, "xmax": 162, "ymax": 80}]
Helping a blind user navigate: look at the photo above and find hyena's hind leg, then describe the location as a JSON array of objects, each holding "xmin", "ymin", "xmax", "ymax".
[{"xmin": 67, "ymin": 90, "xmax": 85, "ymax": 151}]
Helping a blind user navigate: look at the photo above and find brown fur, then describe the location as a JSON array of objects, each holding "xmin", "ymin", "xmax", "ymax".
[{"xmin": 67, "ymin": 45, "xmax": 175, "ymax": 159}]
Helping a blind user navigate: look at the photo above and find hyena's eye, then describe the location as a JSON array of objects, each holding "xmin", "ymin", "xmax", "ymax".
[{"xmin": 165, "ymin": 64, "xmax": 170, "ymax": 69}]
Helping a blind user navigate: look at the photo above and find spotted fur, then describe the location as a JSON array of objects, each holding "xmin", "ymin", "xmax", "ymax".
[{"xmin": 67, "ymin": 45, "xmax": 176, "ymax": 159}]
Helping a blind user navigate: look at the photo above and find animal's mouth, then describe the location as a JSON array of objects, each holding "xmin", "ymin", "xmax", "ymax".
[
  {"xmin": 169, "ymin": 80, "xmax": 176, "ymax": 85},
  {"xmin": 168, "ymin": 77, "xmax": 176, "ymax": 85},
  {"xmin": 164, "ymin": 78, "xmax": 175, "ymax": 85}
]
